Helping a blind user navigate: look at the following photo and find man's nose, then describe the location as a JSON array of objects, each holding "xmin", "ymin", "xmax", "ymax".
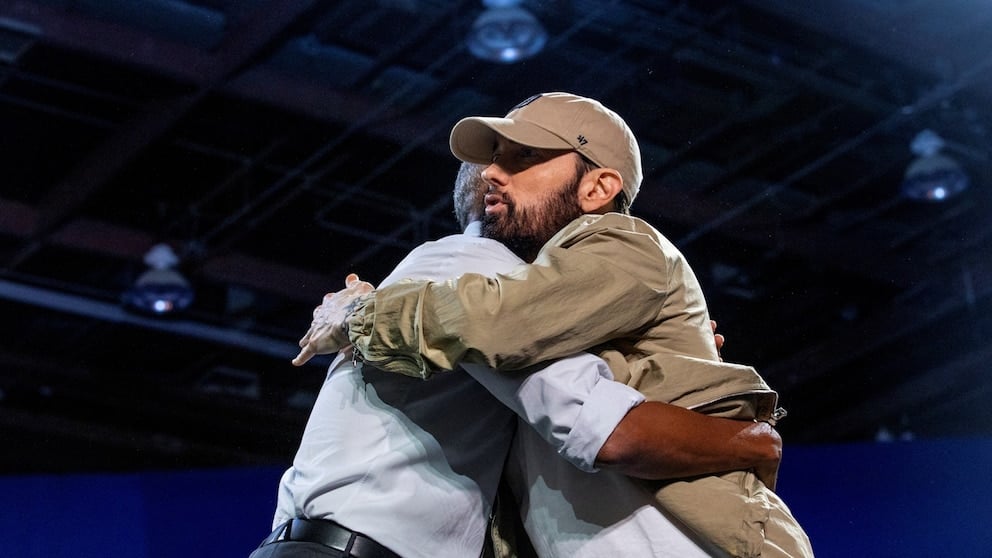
[{"xmin": 482, "ymin": 162, "xmax": 508, "ymax": 188}]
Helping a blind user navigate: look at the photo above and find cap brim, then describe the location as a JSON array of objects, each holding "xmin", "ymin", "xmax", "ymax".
[{"xmin": 450, "ymin": 116, "xmax": 574, "ymax": 163}]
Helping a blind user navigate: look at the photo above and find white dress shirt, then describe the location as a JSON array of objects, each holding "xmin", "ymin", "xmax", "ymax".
[{"xmin": 508, "ymin": 425, "xmax": 720, "ymax": 557}]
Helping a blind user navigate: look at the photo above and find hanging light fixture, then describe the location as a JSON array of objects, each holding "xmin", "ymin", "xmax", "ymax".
[
  {"xmin": 901, "ymin": 129, "xmax": 970, "ymax": 202},
  {"xmin": 466, "ymin": 0, "xmax": 547, "ymax": 64},
  {"xmin": 122, "ymin": 243, "xmax": 195, "ymax": 315}
]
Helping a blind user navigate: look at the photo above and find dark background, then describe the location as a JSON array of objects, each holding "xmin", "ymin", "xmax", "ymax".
[{"xmin": 0, "ymin": 0, "xmax": 990, "ymax": 479}]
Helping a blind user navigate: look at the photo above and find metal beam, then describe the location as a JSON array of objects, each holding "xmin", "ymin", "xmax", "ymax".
[
  {"xmin": 0, "ymin": 278, "xmax": 308, "ymax": 362},
  {"xmin": 2, "ymin": 0, "xmax": 321, "ymax": 269},
  {"xmin": 0, "ymin": 198, "xmax": 335, "ymax": 302}
]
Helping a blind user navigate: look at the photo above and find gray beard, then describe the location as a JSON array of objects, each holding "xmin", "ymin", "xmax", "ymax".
[{"xmin": 481, "ymin": 179, "xmax": 584, "ymax": 262}]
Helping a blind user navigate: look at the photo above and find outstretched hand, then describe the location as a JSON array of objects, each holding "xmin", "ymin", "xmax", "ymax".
[{"xmin": 292, "ymin": 273, "xmax": 375, "ymax": 366}]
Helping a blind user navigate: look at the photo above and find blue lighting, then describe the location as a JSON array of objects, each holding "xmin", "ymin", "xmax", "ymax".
[
  {"xmin": 467, "ymin": 6, "xmax": 547, "ymax": 64},
  {"xmin": 122, "ymin": 270, "xmax": 195, "ymax": 315},
  {"xmin": 901, "ymin": 155, "xmax": 970, "ymax": 202},
  {"xmin": 901, "ymin": 130, "xmax": 970, "ymax": 202},
  {"xmin": 122, "ymin": 244, "xmax": 194, "ymax": 315}
]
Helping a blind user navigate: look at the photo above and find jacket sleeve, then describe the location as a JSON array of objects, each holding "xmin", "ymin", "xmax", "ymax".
[{"xmin": 347, "ymin": 216, "xmax": 674, "ymax": 378}]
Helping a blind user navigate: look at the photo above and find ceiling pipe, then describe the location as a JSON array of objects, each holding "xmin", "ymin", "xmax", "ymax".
[{"xmin": 0, "ymin": 278, "xmax": 319, "ymax": 364}]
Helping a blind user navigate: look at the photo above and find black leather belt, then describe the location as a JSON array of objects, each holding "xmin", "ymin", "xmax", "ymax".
[{"xmin": 259, "ymin": 518, "xmax": 400, "ymax": 558}]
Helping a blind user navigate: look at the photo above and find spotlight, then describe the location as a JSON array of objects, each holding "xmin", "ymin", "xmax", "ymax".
[
  {"xmin": 122, "ymin": 243, "xmax": 194, "ymax": 315},
  {"xmin": 467, "ymin": 0, "xmax": 547, "ymax": 64},
  {"xmin": 901, "ymin": 129, "xmax": 970, "ymax": 202}
]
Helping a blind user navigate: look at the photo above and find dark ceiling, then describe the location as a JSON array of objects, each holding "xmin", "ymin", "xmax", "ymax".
[{"xmin": 1, "ymin": 0, "xmax": 991, "ymax": 473}]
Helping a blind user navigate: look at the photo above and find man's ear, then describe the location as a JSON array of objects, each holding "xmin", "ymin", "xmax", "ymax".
[{"xmin": 578, "ymin": 168, "xmax": 624, "ymax": 213}]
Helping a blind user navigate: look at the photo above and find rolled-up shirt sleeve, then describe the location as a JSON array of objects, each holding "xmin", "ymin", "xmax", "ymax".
[{"xmin": 462, "ymin": 352, "xmax": 644, "ymax": 472}]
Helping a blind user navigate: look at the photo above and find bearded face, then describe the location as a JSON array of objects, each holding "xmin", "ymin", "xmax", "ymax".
[{"xmin": 481, "ymin": 169, "xmax": 585, "ymax": 262}]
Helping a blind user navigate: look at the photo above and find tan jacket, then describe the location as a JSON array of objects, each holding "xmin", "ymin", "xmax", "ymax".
[{"xmin": 349, "ymin": 213, "xmax": 812, "ymax": 557}]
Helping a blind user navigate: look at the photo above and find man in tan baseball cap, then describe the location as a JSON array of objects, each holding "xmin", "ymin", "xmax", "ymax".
[
  {"xmin": 299, "ymin": 91, "xmax": 812, "ymax": 557},
  {"xmin": 449, "ymin": 91, "xmax": 643, "ymax": 212}
]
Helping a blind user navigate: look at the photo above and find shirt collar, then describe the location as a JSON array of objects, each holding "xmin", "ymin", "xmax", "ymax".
[{"xmin": 463, "ymin": 221, "xmax": 482, "ymax": 237}]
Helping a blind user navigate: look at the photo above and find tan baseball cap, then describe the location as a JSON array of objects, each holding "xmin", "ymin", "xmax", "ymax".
[{"xmin": 449, "ymin": 92, "xmax": 643, "ymax": 206}]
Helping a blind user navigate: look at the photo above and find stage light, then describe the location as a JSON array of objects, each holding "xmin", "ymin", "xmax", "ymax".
[
  {"xmin": 901, "ymin": 129, "xmax": 970, "ymax": 202},
  {"xmin": 122, "ymin": 243, "xmax": 194, "ymax": 315},
  {"xmin": 467, "ymin": 0, "xmax": 547, "ymax": 64}
]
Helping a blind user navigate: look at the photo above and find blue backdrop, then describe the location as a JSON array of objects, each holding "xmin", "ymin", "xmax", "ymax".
[{"xmin": 2, "ymin": 438, "xmax": 990, "ymax": 557}]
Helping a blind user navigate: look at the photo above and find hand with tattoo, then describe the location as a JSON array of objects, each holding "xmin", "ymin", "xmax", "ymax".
[{"xmin": 292, "ymin": 273, "xmax": 375, "ymax": 366}]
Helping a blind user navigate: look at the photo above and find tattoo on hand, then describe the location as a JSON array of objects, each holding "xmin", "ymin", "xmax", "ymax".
[{"xmin": 343, "ymin": 294, "xmax": 366, "ymax": 323}]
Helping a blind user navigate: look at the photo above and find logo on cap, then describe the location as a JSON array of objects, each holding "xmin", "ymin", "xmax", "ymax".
[{"xmin": 510, "ymin": 94, "xmax": 542, "ymax": 112}]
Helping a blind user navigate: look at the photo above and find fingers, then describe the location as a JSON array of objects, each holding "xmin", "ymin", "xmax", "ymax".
[
  {"xmin": 710, "ymin": 320, "xmax": 725, "ymax": 359},
  {"xmin": 345, "ymin": 273, "xmax": 375, "ymax": 294},
  {"xmin": 293, "ymin": 275, "xmax": 372, "ymax": 367},
  {"xmin": 292, "ymin": 345, "xmax": 315, "ymax": 367}
]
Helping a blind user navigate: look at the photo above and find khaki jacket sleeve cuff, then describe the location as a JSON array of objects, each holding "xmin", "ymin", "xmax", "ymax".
[{"xmin": 347, "ymin": 290, "xmax": 434, "ymax": 379}]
